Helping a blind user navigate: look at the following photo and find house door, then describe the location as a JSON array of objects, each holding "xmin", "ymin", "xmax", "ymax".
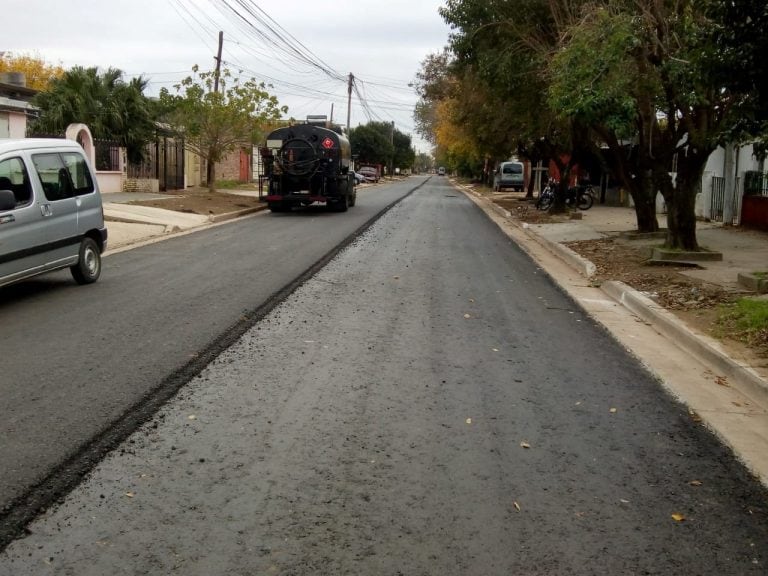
[{"xmin": 239, "ymin": 150, "xmax": 250, "ymax": 182}]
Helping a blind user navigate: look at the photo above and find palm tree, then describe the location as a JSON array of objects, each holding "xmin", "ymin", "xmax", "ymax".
[{"xmin": 31, "ymin": 66, "xmax": 155, "ymax": 163}]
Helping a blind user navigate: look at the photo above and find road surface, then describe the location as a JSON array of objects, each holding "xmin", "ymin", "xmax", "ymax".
[{"xmin": 1, "ymin": 177, "xmax": 766, "ymax": 574}]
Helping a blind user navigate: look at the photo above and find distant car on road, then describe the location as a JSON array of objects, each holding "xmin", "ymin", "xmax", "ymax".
[
  {"xmin": 352, "ymin": 171, "xmax": 366, "ymax": 185},
  {"xmin": 438, "ymin": 166, "xmax": 446, "ymax": 176},
  {"xmin": 358, "ymin": 166, "xmax": 380, "ymax": 183}
]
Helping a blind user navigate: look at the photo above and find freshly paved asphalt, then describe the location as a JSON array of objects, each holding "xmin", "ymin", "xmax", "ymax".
[
  {"xmin": 0, "ymin": 179, "xmax": 419, "ymax": 545},
  {"xmin": 1, "ymin": 177, "xmax": 766, "ymax": 574}
]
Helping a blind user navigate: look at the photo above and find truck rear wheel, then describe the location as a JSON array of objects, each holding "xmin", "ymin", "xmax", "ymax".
[{"xmin": 329, "ymin": 195, "xmax": 348, "ymax": 212}]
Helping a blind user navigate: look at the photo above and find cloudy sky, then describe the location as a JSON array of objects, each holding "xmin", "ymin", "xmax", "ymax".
[{"xmin": 4, "ymin": 0, "xmax": 453, "ymax": 152}]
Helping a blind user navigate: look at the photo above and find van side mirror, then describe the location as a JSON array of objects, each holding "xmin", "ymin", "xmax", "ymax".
[{"xmin": 0, "ymin": 189, "xmax": 16, "ymax": 211}]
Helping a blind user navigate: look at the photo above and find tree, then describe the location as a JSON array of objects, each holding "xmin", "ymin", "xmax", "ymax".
[
  {"xmin": 546, "ymin": 6, "xmax": 661, "ymax": 231},
  {"xmin": 549, "ymin": 0, "xmax": 768, "ymax": 248},
  {"xmin": 414, "ymin": 152, "xmax": 433, "ymax": 173},
  {"xmin": 437, "ymin": 0, "xmax": 768, "ymax": 245},
  {"xmin": 0, "ymin": 51, "xmax": 64, "ymax": 91},
  {"xmin": 30, "ymin": 66, "xmax": 155, "ymax": 163},
  {"xmin": 159, "ymin": 66, "xmax": 287, "ymax": 190},
  {"xmin": 393, "ymin": 130, "xmax": 416, "ymax": 172},
  {"xmin": 349, "ymin": 122, "xmax": 392, "ymax": 167},
  {"xmin": 438, "ymin": 0, "xmax": 587, "ymax": 199}
]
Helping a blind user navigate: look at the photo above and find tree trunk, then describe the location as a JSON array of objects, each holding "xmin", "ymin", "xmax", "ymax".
[
  {"xmin": 549, "ymin": 161, "xmax": 573, "ymax": 214},
  {"xmin": 664, "ymin": 188, "xmax": 699, "ymax": 252},
  {"xmin": 624, "ymin": 170, "xmax": 659, "ymax": 233},
  {"xmin": 660, "ymin": 145, "xmax": 712, "ymax": 251},
  {"xmin": 207, "ymin": 161, "xmax": 216, "ymax": 192},
  {"xmin": 206, "ymin": 146, "xmax": 216, "ymax": 192}
]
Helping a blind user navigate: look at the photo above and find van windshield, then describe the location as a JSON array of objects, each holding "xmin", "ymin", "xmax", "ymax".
[{"xmin": 502, "ymin": 164, "xmax": 522, "ymax": 174}]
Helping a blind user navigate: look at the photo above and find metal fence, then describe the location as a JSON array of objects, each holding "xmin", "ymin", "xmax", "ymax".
[
  {"xmin": 744, "ymin": 170, "xmax": 768, "ymax": 197},
  {"xmin": 94, "ymin": 139, "xmax": 121, "ymax": 171},
  {"xmin": 127, "ymin": 136, "xmax": 185, "ymax": 191},
  {"xmin": 710, "ymin": 175, "xmax": 742, "ymax": 224}
]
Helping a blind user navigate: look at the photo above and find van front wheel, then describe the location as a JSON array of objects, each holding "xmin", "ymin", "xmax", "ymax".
[{"xmin": 71, "ymin": 237, "xmax": 102, "ymax": 284}]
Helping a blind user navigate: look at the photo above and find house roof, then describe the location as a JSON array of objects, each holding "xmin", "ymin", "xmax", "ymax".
[
  {"xmin": 0, "ymin": 81, "xmax": 37, "ymax": 100},
  {"xmin": 0, "ymin": 95, "xmax": 36, "ymax": 113}
]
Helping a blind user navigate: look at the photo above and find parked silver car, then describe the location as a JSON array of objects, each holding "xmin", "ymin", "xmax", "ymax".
[
  {"xmin": 0, "ymin": 139, "xmax": 108, "ymax": 288},
  {"xmin": 493, "ymin": 160, "xmax": 525, "ymax": 191}
]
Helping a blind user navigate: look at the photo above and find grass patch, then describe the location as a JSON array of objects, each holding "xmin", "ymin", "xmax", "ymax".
[
  {"xmin": 752, "ymin": 271, "xmax": 768, "ymax": 279},
  {"xmin": 215, "ymin": 179, "xmax": 258, "ymax": 190},
  {"xmin": 716, "ymin": 298, "xmax": 768, "ymax": 355}
]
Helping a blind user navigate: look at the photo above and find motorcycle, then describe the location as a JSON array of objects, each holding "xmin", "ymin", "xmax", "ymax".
[
  {"xmin": 536, "ymin": 179, "xmax": 594, "ymax": 211},
  {"xmin": 536, "ymin": 178, "xmax": 557, "ymax": 210}
]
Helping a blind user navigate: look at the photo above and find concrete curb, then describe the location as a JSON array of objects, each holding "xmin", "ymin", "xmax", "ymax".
[
  {"xmin": 520, "ymin": 224, "xmax": 597, "ymax": 279},
  {"xmin": 464, "ymin": 185, "xmax": 597, "ymax": 278},
  {"xmin": 209, "ymin": 204, "xmax": 269, "ymax": 222},
  {"xmin": 601, "ymin": 280, "xmax": 768, "ymax": 407}
]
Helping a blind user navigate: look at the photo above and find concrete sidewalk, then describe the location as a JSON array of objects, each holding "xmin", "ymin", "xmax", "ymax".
[
  {"xmin": 523, "ymin": 205, "xmax": 768, "ymax": 291},
  {"xmin": 102, "ymin": 191, "xmax": 267, "ymax": 251}
]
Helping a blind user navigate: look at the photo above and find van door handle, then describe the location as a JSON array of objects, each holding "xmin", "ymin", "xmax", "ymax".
[{"xmin": 40, "ymin": 204, "xmax": 52, "ymax": 217}]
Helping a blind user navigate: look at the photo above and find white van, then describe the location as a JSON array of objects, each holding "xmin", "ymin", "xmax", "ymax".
[
  {"xmin": 0, "ymin": 139, "xmax": 108, "ymax": 288},
  {"xmin": 493, "ymin": 161, "xmax": 525, "ymax": 191}
]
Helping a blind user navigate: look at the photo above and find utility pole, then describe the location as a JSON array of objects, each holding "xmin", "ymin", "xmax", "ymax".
[
  {"xmin": 208, "ymin": 30, "xmax": 224, "ymax": 188},
  {"xmin": 390, "ymin": 121, "xmax": 395, "ymax": 179},
  {"xmin": 213, "ymin": 31, "xmax": 224, "ymax": 93},
  {"xmin": 346, "ymin": 73, "xmax": 354, "ymax": 133}
]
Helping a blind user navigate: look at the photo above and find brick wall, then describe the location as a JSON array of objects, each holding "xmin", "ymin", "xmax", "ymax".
[
  {"xmin": 216, "ymin": 149, "xmax": 245, "ymax": 182},
  {"xmin": 123, "ymin": 178, "xmax": 159, "ymax": 193}
]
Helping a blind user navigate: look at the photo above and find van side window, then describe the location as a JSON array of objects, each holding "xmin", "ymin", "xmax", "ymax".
[
  {"xmin": 0, "ymin": 157, "xmax": 33, "ymax": 208},
  {"xmin": 31, "ymin": 153, "xmax": 93, "ymax": 201},
  {"xmin": 61, "ymin": 152, "xmax": 95, "ymax": 195}
]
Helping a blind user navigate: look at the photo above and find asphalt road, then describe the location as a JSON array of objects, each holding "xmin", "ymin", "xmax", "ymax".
[
  {"xmin": 1, "ymin": 177, "xmax": 766, "ymax": 574},
  {"xmin": 0, "ymin": 178, "xmax": 419, "ymax": 540}
]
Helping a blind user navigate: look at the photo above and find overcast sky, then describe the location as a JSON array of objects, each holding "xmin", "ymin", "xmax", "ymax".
[{"xmin": 3, "ymin": 0, "xmax": 453, "ymax": 153}]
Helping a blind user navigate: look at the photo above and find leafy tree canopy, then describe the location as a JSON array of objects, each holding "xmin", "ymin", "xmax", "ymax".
[
  {"xmin": 159, "ymin": 66, "xmax": 287, "ymax": 189},
  {"xmin": 349, "ymin": 121, "xmax": 414, "ymax": 170},
  {"xmin": 0, "ymin": 51, "xmax": 64, "ymax": 91},
  {"xmin": 30, "ymin": 66, "xmax": 154, "ymax": 163}
]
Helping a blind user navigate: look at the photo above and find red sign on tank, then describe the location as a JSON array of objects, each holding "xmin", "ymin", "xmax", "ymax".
[{"xmin": 321, "ymin": 137, "xmax": 334, "ymax": 149}]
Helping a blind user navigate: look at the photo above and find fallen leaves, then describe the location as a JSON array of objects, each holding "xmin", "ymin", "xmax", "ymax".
[
  {"xmin": 689, "ymin": 480, "xmax": 703, "ymax": 487},
  {"xmin": 513, "ymin": 501, "xmax": 521, "ymax": 511},
  {"xmin": 520, "ymin": 441, "xmax": 531, "ymax": 449},
  {"xmin": 465, "ymin": 418, "xmax": 472, "ymax": 425},
  {"xmin": 671, "ymin": 513, "xmax": 686, "ymax": 522},
  {"xmin": 689, "ymin": 410, "xmax": 703, "ymax": 423}
]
